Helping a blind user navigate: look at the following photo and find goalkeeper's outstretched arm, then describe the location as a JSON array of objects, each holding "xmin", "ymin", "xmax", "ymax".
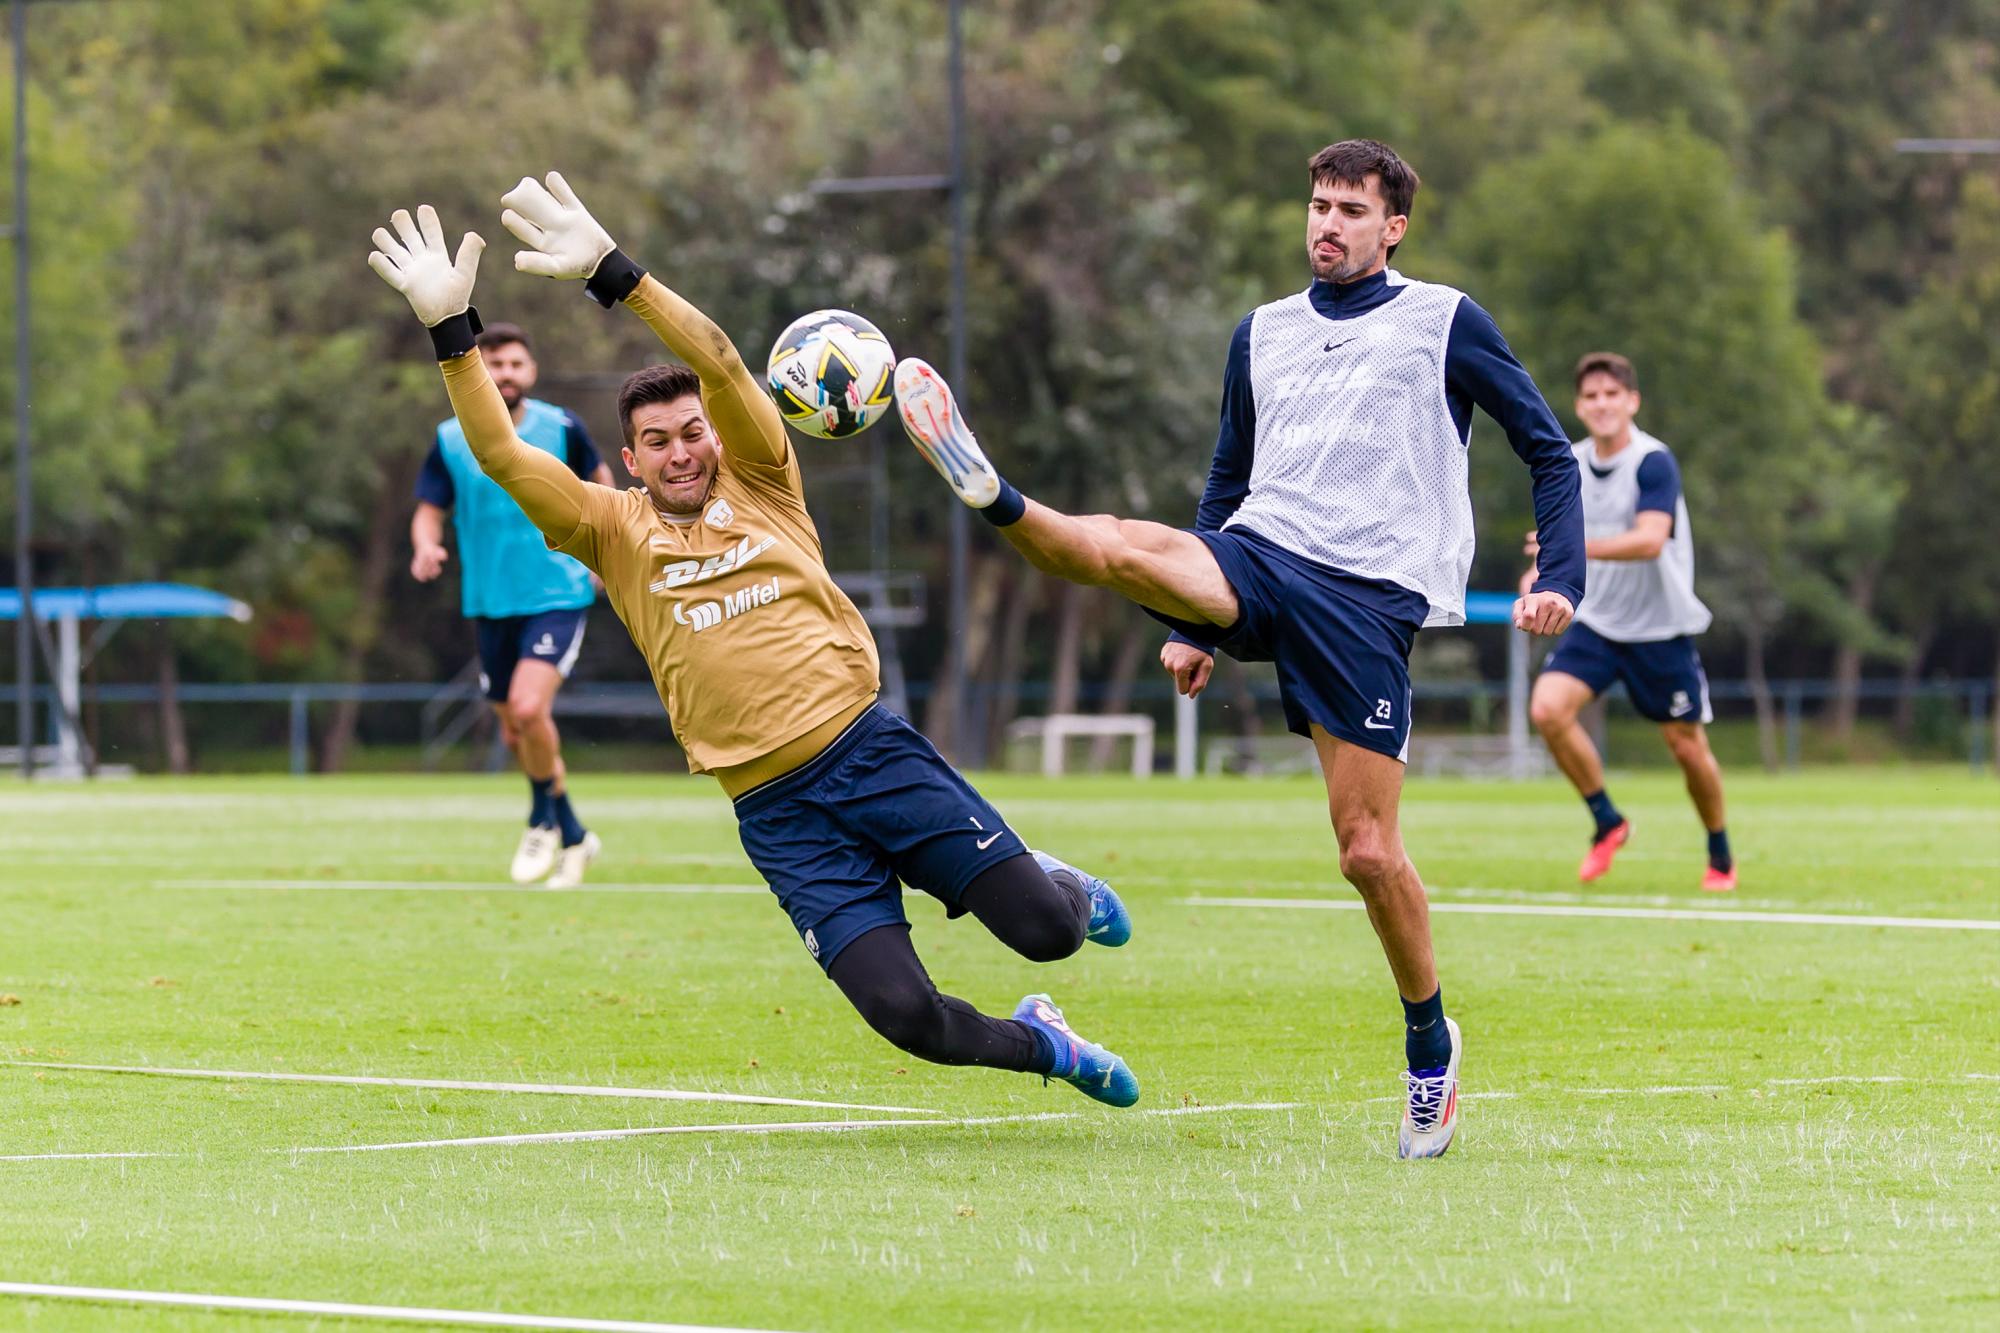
[
  {"xmin": 500, "ymin": 173, "xmax": 790, "ymax": 471},
  {"xmin": 366, "ymin": 204, "xmax": 594, "ymax": 548}
]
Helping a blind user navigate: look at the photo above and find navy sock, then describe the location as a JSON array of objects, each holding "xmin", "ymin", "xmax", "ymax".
[
  {"xmin": 552, "ymin": 792, "xmax": 587, "ymax": 848},
  {"xmin": 528, "ymin": 776, "xmax": 556, "ymax": 828},
  {"xmin": 1707, "ymin": 828, "xmax": 1732, "ymax": 872},
  {"xmin": 1583, "ymin": 788, "xmax": 1623, "ymax": 840},
  {"xmin": 979, "ymin": 477, "xmax": 1026, "ymax": 527},
  {"xmin": 1402, "ymin": 988, "xmax": 1450, "ymax": 1072}
]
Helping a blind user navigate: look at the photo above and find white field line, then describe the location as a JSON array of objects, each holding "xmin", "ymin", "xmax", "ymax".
[
  {"xmin": 0, "ymin": 1061, "xmax": 936, "ymax": 1116},
  {"xmin": 1185, "ymin": 894, "xmax": 2000, "ymax": 932},
  {"xmin": 0, "ymin": 1102, "xmax": 1299, "ymax": 1163},
  {"xmin": 279, "ymin": 1100, "xmax": 1300, "ymax": 1155},
  {"xmin": 0, "ymin": 1282, "xmax": 792, "ymax": 1333},
  {"xmin": 152, "ymin": 878, "xmax": 767, "ymax": 895}
]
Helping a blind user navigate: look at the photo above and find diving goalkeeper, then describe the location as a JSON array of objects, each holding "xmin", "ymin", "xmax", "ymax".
[{"xmin": 366, "ymin": 178, "xmax": 1137, "ymax": 1106}]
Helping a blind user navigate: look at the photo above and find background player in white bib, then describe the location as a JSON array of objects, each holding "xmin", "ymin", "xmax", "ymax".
[
  {"xmin": 1523, "ymin": 352, "xmax": 1735, "ymax": 893},
  {"xmin": 896, "ymin": 139, "xmax": 1587, "ymax": 1159}
]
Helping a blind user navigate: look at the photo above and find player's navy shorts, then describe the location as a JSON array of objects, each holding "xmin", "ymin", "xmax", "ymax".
[
  {"xmin": 1146, "ymin": 527, "xmax": 1421, "ymax": 761},
  {"xmin": 472, "ymin": 607, "xmax": 589, "ymax": 702},
  {"xmin": 1543, "ymin": 621, "xmax": 1713, "ymax": 724},
  {"xmin": 732, "ymin": 705, "xmax": 1029, "ymax": 972}
]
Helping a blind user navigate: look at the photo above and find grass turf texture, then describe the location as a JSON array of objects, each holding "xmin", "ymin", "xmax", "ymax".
[{"xmin": 1, "ymin": 768, "xmax": 1995, "ymax": 1331}]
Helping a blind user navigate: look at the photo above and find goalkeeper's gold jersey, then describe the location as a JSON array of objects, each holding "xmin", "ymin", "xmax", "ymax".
[
  {"xmin": 434, "ymin": 275, "xmax": 880, "ymax": 794},
  {"xmin": 554, "ymin": 450, "xmax": 880, "ymax": 785}
]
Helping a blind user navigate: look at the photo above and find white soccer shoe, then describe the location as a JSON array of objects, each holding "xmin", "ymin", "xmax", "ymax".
[
  {"xmin": 893, "ymin": 357, "xmax": 1001, "ymax": 508},
  {"xmin": 510, "ymin": 825, "xmax": 561, "ymax": 884},
  {"xmin": 1398, "ymin": 1017, "xmax": 1462, "ymax": 1160},
  {"xmin": 544, "ymin": 831, "xmax": 601, "ymax": 890}
]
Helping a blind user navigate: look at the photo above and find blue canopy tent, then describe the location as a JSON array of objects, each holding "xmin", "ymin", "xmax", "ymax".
[
  {"xmin": 0, "ymin": 583, "xmax": 251, "ymax": 776},
  {"xmin": 1170, "ymin": 589, "xmax": 1535, "ymax": 779}
]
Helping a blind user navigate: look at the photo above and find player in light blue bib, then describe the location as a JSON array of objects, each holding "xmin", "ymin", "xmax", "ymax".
[{"xmin": 410, "ymin": 322, "xmax": 612, "ymax": 887}]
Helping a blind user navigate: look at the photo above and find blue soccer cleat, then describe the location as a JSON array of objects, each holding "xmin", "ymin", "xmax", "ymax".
[
  {"xmin": 1032, "ymin": 849, "xmax": 1132, "ymax": 947},
  {"xmin": 1013, "ymin": 993, "xmax": 1140, "ymax": 1108}
]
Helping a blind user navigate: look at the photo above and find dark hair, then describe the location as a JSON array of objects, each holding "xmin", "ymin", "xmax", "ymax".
[
  {"xmin": 617, "ymin": 363, "xmax": 703, "ymax": 443},
  {"xmin": 475, "ymin": 321, "xmax": 532, "ymax": 354},
  {"xmin": 1574, "ymin": 351, "xmax": 1638, "ymax": 393},
  {"xmin": 1309, "ymin": 139, "xmax": 1420, "ymax": 221}
]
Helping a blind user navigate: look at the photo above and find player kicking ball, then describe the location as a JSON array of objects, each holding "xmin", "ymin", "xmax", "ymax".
[
  {"xmin": 367, "ymin": 176, "xmax": 1136, "ymax": 1106},
  {"xmin": 1522, "ymin": 352, "xmax": 1735, "ymax": 893},
  {"xmin": 896, "ymin": 140, "xmax": 1589, "ymax": 1158}
]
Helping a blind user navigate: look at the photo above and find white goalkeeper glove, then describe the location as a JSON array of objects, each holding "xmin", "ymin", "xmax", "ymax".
[
  {"xmin": 500, "ymin": 171, "xmax": 647, "ymax": 307},
  {"xmin": 368, "ymin": 205, "xmax": 488, "ymax": 359}
]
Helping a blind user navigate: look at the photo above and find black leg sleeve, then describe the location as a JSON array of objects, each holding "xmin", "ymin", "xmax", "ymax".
[
  {"xmin": 958, "ymin": 853, "xmax": 1089, "ymax": 963},
  {"xmin": 826, "ymin": 924, "xmax": 1052, "ymax": 1074}
]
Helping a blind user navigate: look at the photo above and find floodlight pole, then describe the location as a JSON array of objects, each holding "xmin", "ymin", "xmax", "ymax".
[
  {"xmin": 10, "ymin": 0, "xmax": 30, "ymax": 779},
  {"xmin": 806, "ymin": 0, "xmax": 972, "ymax": 761}
]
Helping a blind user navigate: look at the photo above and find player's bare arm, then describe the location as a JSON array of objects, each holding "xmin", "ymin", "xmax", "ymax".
[
  {"xmin": 1525, "ymin": 512, "xmax": 1670, "ymax": 566},
  {"xmin": 410, "ymin": 500, "xmax": 450, "ymax": 581},
  {"xmin": 500, "ymin": 173, "xmax": 790, "ymax": 472},
  {"xmin": 367, "ymin": 204, "xmax": 600, "ymax": 551}
]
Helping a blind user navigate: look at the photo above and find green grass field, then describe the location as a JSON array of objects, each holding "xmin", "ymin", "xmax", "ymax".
[{"xmin": 2, "ymin": 768, "xmax": 1996, "ymax": 1330}]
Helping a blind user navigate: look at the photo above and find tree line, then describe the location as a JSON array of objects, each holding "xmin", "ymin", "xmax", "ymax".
[{"xmin": 2, "ymin": 0, "xmax": 1996, "ymax": 769}]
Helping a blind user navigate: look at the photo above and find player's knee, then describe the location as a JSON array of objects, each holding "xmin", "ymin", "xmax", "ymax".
[
  {"xmin": 1663, "ymin": 725, "xmax": 1707, "ymax": 764},
  {"xmin": 858, "ymin": 987, "xmax": 952, "ymax": 1062},
  {"xmin": 1002, "ymin": 906, "xmax": 1086, "ymax": 964},
  {"xmin": 506, "ymin": 695, "xmax": 552, "ymax": 733},
  {"xmin": 1528, "ymin": 694, "xmax": 1570, "ymax": 733},
  {"xmin": 1336, "ymin": 828, "xmax": 1401, "ymax": 890}
]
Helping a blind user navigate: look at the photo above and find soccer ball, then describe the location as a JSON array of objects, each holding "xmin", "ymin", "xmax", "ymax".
[{"xmin": 766, "ymin": 309, "xmax": 897, "ymax": 439}]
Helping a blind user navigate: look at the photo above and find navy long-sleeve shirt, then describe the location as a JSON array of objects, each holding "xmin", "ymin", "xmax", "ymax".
[{"xmin": 1179, "ymin": 269, "xmax": 1585, "ymax": 637}]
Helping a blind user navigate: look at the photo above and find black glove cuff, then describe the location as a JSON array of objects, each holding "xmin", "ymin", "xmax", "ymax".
[
  {"xmin": 428, "ymin": 306, "xmax": 483, "ymax": 360},
  {"xmin": 584, "ymin": 248, "xmax": 647, "ymax": 308}
]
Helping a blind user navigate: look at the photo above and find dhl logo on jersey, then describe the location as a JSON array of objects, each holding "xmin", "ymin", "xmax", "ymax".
[{"xmin": 649, "ymin": 533, "xmax": 778, "ymax": 595}]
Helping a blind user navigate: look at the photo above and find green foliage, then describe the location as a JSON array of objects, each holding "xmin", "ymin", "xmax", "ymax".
[
  {"xmin": 3, "ymin": 0, "xmax": 1993, "ymax": 697},
  {"xmin": 1437, "ymin": 124, "xmax": 1826, "ymax": 630}
]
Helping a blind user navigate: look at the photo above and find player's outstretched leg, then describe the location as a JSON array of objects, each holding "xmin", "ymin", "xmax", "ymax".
[
  {"xmin": 895, "ymin": 357, "xmax": 1238, "ymax": 630},
  {"xmin": 826, "ymin": 926, "xmax": 1139, "ymax": 1107}
]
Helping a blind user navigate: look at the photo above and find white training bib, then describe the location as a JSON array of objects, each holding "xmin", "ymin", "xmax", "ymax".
[
  {"xmin": 1573, "ymin": 429, "xmax": 1711, "ymax": 642},
  {"xmin": 1225, "ymin": 273, "xmax": 1475, "ymax": 627}
]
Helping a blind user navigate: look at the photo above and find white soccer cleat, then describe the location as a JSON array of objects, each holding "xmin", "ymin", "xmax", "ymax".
[
  {"xmin": 893, "ymin": 357, "xmax": 1001, "ymax": 508},
  {"xmin": 510, "ymin": 825, "xmax": 561, "ymax": 884},
  {"xmin": 544, "ymin": 831, "xmax": 601, "ymax": 890},
  {"xmin": 1398, "ymin": 1016, "xmax": 1462, "ymax": 1160}
]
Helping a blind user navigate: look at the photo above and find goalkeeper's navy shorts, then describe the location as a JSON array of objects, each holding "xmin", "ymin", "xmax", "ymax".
[{"xmin": 732, "ymin": 705, "xmax": 1027, "ymax": 971}]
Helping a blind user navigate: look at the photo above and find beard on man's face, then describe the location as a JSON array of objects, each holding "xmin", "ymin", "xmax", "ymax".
[{"xmin": 495, "ymin": 382, "xmax": 524, "ymax": 408}]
